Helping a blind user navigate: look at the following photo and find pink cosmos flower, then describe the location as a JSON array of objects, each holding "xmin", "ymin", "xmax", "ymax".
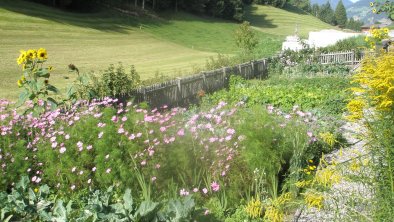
[
  {"xmin": 121, "ymin": 116, "xmax": 128, "ymax": 122},
  {"xmin": 59, "ymin": 147, "xmax": 66, "ymax": 154},
  {"xmin": 129, "ymin": 134, "xmax": 135, "ymax": 140},
  {"xmin": 226, "ymin": 128, "xmax": 235, "ymax": 135},
  {"xmin": 177, "ymin": 129, "xmax": 184, "ymax": 136},
  {"xmin": 193, "ymin": 188, "xmax": 199, "ymax": 192},
  {"xmin": 202, "ymin": 188, "xmax": 208, "ymax": 194},
  {"xmin": 160, "ymin": 126, "xmax": 166, "ymax": 132},
  {"xmin": 180, "ymin": 188, "xmax": 189, "ymax": 196},
  {"xmin": 211, "ymin": 181, "xmax": 220, "ymax": 192},
  {"xmin": 87, "ymin": 145, "xmax": 93, "ymax": 150}
]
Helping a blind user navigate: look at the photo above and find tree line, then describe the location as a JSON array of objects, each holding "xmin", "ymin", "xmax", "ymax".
[
  {"xmin": 28, "ymin": 0, "xmax": 364, "ymax": 30},
  {"xmin": 26, "ymin": 0, "xmax": 292, "ymax": 21},
  {"xmin": 291, "ymin": 0, "xmax": 363, "ymax": 31}
]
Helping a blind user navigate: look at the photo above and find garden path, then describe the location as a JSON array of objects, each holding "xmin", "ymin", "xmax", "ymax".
[{"xmin": 293, "ymin": 120, "xmax": 375, "ymax": 222}]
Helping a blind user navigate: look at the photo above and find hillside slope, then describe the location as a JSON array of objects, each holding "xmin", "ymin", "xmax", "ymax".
[
  {"xmin": 245, "ymin": 5, "xmax": 335, "ymax": 38},
  {"xmin": 0, "ymin": 0, "xmax": 334, "ymax": 100}
]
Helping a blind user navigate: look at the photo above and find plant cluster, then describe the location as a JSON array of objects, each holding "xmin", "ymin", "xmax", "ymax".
[
  {"xmin": 346, "ymin": 43, "xmax": 394, "ymax": 219},
  {"xmin": 205, "ymin": 75, "xmax": 351, "ymax": 119},
  {"xmin": 370, "ymin": 0, "xmax": 394, "ymax": 21},
  {"xmin": 15, "ymin": 48, "xmax": 60, "ymax": 115},
  {"xmin": 364, "ymin": 26, "xmax": 390, "ymax": 50},
  {"xmin": 0, "ymin": 176, "xmax": 197, "ymax": 221}
]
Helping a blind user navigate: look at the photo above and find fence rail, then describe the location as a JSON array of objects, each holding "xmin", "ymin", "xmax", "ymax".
[
  {"xmin": 318, "ymin": 50, "xmax": 364, "ymax": 65},
  {"xmin": 132, "ymin": 59, "xmax": 268, "ymax": 108}
]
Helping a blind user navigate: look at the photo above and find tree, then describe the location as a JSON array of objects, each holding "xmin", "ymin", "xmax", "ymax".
[
  {"xmin": 319, "ymin": 1, "xmax": 335, "ymax": 25},
  {"xmin": 345, "ymin": 18, "xmax": 363, "ymax": 31},
  {"xmin": 235, "ymin": 21, "xmax": 259, "ymax": 55},
  {"xmin": 334, "ymin": 0, "xmax": 347, "ymax": 27}
]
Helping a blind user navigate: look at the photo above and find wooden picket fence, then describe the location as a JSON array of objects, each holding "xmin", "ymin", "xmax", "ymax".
[
  {"xmin": 318, "ymin": 50, "xmax": 365, "ymax": 65},
  {"xmin": 132, "ymin": 59, "xmax": 268, "ymax": 108}
]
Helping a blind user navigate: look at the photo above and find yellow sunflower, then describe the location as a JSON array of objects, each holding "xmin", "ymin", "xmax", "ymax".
[
  {"xmin": 37, "ymin": 48, "xmax": 48, "ymax": 60},
  {"xmin": 26, "ymin": 49, "xmax": 36, "ymax": 59},
  {"xmin": 17, "ymin": 50, "xmax": 27, "ymax": 65}
]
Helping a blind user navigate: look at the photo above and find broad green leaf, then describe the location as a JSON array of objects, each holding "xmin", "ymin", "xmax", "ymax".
[
  {"xmin": 16, "ymin": 91, "xmax": 29, "ymax": 107},
  {"xmin": 136, "ymin": 200, "xmax": 159, "ymax": 217},
  {"xmin": 15, "ymin": 175, "xmax": 29, "ymax": 191},
  {"xmin": 47, "ymin": 84, "xmax": 59, "ymax": 93},
  {"xmin": 123, "ymin": 189, "xmax": 133, "ymax": 211}
]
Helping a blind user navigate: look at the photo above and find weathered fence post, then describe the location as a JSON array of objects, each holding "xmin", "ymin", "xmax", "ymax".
[
  {"xmin": 202, "ymin": 72, "xmax": 206, "ymax": 91},
  {"xmin": 176, "ymin": 77, "xmax": 182, "ymax": 104}
]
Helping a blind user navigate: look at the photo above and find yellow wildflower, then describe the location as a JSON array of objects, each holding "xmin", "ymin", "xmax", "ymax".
[
  {"xmin": 315, "ymin": 166, "xmax": 341, "ymax": 187},
  {"xmin": 17, "ymin": 79, "xmax": 23, "ymax": 87},
  {"xmin": 37, "ymin": 48, "xmax": 48, "ymax": 60},
  {"xmin": 319, "ymin": 132, "xmax": 336, "ymax": 147},
  {"xmin": 369, "ymin": 2, "xmax": 373, "ymax": 7},
  {"xmin": 372, "ymin": 8, "xmax": 377, "ymax": 13},
  {"xmin": 245, "ymin": 198, "xmax": 263, "ymax": 219},
  {"xmin": 304, "ymin": 190, "xmax": 324, "ymax": 210},
  {"xmin": 34, "ymin": 188, "xmax": 39, "ymax": 193}
]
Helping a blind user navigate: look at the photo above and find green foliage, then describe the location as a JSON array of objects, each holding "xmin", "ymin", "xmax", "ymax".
[
  {"xmin": 254, "ymin": 0, "xmax": 288, "ymax": 8},
  {"xmin": 318, "ymin": 1, "xmax": 336, "ymax": 25},
  {"xmin": 345, "ymin": 18, "xmax": 363, "ymax": 31},
  {"xmin": 234, "ymin": 21, "xmax": 259, "ymax": 55},
  {"xmin": 0, "ymin": 176, "xmax": 197, "ymax": 221},
  {"xmin": 319, "ymin": 36, "xmax": 367, "ymax": 53},
  {"xmin": 205, "ymin": 75, "xmax": 351, "ymax": 117},
  {"xmin": 334, "ymin": 0, "xmax": 347, "ymax": 27},
  {"xmin": 67, "ymin": 63, "xmax": 141, "ymax": 101},
  {"xmin": 371, "ymin": 0, "xmax": 394, "ymax": 21}
]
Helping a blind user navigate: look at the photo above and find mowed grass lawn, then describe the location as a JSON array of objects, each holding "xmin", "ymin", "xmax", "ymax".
[
  {"xmin": 245, "ymin": 5, "xmax": 335, "ymax": 38},
  {"xmin": 0, "ymin": 0, "xmax": 333, "ymax": 100}
]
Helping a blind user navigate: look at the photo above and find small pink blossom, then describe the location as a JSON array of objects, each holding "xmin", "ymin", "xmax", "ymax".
[
  {"xmin": 136, "ymin": 132, "xmax": 142, "ymax": 137},
  {"xmin": 177, "ymin": 129, "xmax": 185, "ymax": 136},
  {"xmin": 151, "ymin": 176, "xmax": 157, "ymax": 182},
  {"xmin": 141, "ymin": 160, "xmax": 146, "ymax": 166},
  {"xmin": 193, "ymin": 188, "xmax": 199, "ymax": 192},
  {"xmin": 160, "ymin": 126, "xmax": 166, "ymax": 132},
  {"xmin": 129, "ymin": 134, "xmax": 135, "ymax": 140},
  {"xmin": 226, "ymin": 128, "xmax": 235, "ymax": 135},
  {"xmin": 106, "ymin": 168, "xmax": 111, "ymax": 174},
  {"xmin": 92, "ymin": 167, "xmax": 96, "ymax": 172},
  {"xmin": 65, "ymin": 134, "xmax": 70, "ymax": 140},
  {"xmin": 180, "ymin": 188, "xmax": 189, "ymax": 196},
  {"xmin": 204, "ymin": 210, "xmax": 210, "ymax": 215},
  {"xmin": 71, "ymin": 185, "xmax": 76, "ymax": 190},
  {"xmin": 71, "ymin": 167, "xmax": 76, "ymax": 172},
  {"xmin": 98, "ymin": 132, "xmax": 104, "ymax": 139},
  {"xmin": 202, "ymin": 188, "xmax": 208, "ymax": 194},
  {"xmin": 86, "ymin": 145, "xmax": 93, "ymax": 150},
  {"xmin": 59, "ymin": 147, "xmax": 66, "ymax": 154},
  {"xmin": 87, "ymin": 179, "xmax": 92, "ymax": 184},
  {"xmin": 211, "ymin": 181, "xmax": 220, "ymax": 192},
  {"xmin": 121, "ymin": 116, "xmax": 128, "ymax": 122}
]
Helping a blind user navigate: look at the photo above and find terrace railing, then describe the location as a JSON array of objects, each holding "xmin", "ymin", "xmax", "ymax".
[{"xmin": 318, "ymin": 50, "xmax": 365, "ymax": 65}]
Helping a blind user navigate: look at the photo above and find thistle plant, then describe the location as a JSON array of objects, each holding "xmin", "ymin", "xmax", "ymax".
[{"xmin": 16, "ymin": 48, "xmax": 60, "ymax": 115}]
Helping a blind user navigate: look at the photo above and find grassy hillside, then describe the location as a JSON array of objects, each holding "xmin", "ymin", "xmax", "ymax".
[
  {"xmin": 0, "ymin": 0, "xmax": 334, "ymax": 100},
  {"xmin": 245, "ymin": 4, "xmax": 335, "ymax": 38}
]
